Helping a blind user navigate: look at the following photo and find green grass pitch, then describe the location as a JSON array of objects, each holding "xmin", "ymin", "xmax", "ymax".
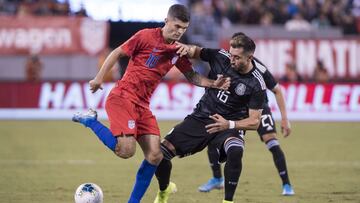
[{"xmin": 0, "ymin": 120, "xmax": 359, "ymax": 203}]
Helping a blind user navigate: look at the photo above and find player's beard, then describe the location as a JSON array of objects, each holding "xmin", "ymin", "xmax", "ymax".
[{"xmin": 231, "ymin": 63, "xmax": 246, "ymax": 73}]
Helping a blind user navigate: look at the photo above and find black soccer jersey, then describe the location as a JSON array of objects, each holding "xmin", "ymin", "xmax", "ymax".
[
  {"xmin": 191, "ymin": 48, "xmax": 267, "ymax": 120},
  {"xmin": 253, "ymin": 57, "xmax": 278, "ymax": 104}
]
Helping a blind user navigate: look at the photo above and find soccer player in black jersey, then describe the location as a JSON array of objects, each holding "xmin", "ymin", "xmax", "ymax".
[
  {"xmin": 154, "ymin": 33, "xmax": 267, "ymax": 203},
  {"xmin": 198, "ymin": 54, "xmax": 295, "ymax": 196}
]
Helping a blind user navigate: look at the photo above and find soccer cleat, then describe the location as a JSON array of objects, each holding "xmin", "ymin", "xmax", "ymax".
[
  {"xmin": 222, "ymin": 200, "xmax": 233, "ymax": 203},
  {"xmin": 153, "ymin": 182, "xmax": 177, "ymax": 203},
  {"xmin": 282, "ymin": 184, "xmax": 295, "ymax": 196},
  {"xmin": 198, "ymin": 177, "xmax": 224, "ymax": 192},
  {"xmin": 72, "ymin": 108, "xmax": 98, "ymax": 127}
]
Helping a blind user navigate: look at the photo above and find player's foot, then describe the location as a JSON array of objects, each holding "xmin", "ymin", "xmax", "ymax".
[
  {"xmin": 72, "ymin": 108, "xmax": 97, "ymax": 127},
  {"xmin": 282, "ymin": 184, "xmax": 295, "ymax": 196},
  {"xmin": 222, "ymin": 200, "xmax": 233, "ymax": 203},
  {"xmin": 198, "ymin": 177, "xmax": 224, "ymax": 192},
  {"xmin": 153, "ymin": 182, "xmax": 177, "ymax": 203}
]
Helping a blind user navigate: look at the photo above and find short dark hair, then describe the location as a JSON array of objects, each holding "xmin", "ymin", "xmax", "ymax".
[
  {"xmin": 167, "ymin": 4, "xmax": 190, "ymax": 22},
  {"xmin": 230, "ymin": 32, "xmax": 256, "ymax": 55}
]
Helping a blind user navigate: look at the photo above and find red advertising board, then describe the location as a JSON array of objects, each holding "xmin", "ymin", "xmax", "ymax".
[
  {"xmin": 0, "ymin": 16, "xmax": 108, "ymax": 55},
  {"xmin": 0, "ymin": 81, "xmax": 359, "ymax": 121},
  {"xmin": 221, "ymin": 39, "xmax": 360, "ymax": 79}
]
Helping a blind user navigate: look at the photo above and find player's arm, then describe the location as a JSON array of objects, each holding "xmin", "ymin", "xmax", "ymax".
[
  {"xmin": 232, "ymin": 109, "xmax": 262, "ymax": 130},
  {"xmin": 90, "ymin": 29, "xmax": 144, "ymax": 93},
  {"xmin": 205, "ymin": 109, "xmax": 262, "ymax": 134},
  {"xmin": 89, "ymin": 46, "xmax": 127, "ymax": 93},
  {"xmin": 175, "ymin": 42, "xmax": 202, "ymax": 59},
  {"xmin": 183, "ymin": 70, "xmax": 230, "ymax": 90},
  {"xmin": 206, "ymin": 87, "xmax": 266, "ymax": 133},
  {"xmin": 176, "ymin": 48, "xmax": 229, "ymax": 89},
  {"xmin": 271, "ymin": 84, "xmax": 291, "ymax": 137}
]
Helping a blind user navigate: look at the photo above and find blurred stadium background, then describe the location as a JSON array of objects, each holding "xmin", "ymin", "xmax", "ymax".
[{"xmin": 0, "ymin": 0, "xmax": 359, "ymax": 202}]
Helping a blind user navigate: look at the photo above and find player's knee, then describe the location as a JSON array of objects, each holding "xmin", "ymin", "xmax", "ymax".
[
  {"xmin": 160, "ymin": 142, "xmax": 176, "ymax": 161},
  {"xmin": 262, "ymin": 133, "xmax": 277, "ymax": 143},
  {"xmin": 226, "ymin": 146, "xmax": 243, "ymax": 168},
  {"xmin": 224, "ymin": 138, "xmax": 244, "ymax": 161},
  {"xmin": 265, "ymin": 138, "xmax": 280, "ymax": 150},
  {"xmin": 114, "ymin": 145, "xmax": 136, "ymax": 159},
  {"xmin": 227, "ymin": 146, "xmax": 244, "ymax": 159},
  {"xmin": 145, "ymin": 151, "xmax": 163, "ymax": 165}
]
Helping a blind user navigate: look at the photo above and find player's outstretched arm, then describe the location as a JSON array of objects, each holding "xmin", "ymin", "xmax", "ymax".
[
  {"xmin": 175, "ymin": 42, "xmax": 202, "ymax": 59},
  {"xmin": 89, "ymin": 46, "xmax": 127, "ymax": 93},
  {"xmin": 183, "ymin": 71, "xmax": 230, "ymax": 90},
  {"xmin": 205, "ymin": 109, "xmax": 262, "ymax": 134},
  {"xmin": 271, "ymin": 85, "xmax": 291, "ymax": 137}
]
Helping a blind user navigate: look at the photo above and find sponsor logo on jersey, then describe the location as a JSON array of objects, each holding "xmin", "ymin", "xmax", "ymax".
[
  {"xmin": 152, "ymin": 48, "xmax": 162, "ymax": 52},
  {"xmin": 171, "ymin": 55, "xmax": 179, "ymax": 64},
  {"xmin": 128, "ymin": 120, "xmax": 135, "ymax": 129},
  {"xmin": 235, "ymin": 83, "xmax": 246, "ymax": 96}
]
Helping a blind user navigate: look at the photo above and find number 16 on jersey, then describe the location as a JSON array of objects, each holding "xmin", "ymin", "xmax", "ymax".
[{"xmin": 217, "ymin": 90, "xmax": 230, "ymax": 103}]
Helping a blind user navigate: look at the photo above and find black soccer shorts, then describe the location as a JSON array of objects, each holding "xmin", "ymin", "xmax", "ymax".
[
  {"xmin": 209, "ymin": 128, "xmax": 245, "ymax": 163},
  {"xmin": 257, "ymin": 106, "xmax": 277, "ymax": 138},
  {"xmin": 164, "ymin": 115, "xmax": 242, "ymax": 158}
]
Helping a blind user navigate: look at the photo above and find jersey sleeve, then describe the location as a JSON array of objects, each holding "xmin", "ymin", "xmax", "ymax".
[
  {"xmin": 263, "ymin": 70, "xmax": 278, "ymax": 90},
  {"xmin": 248, "ymin": 89, "xmax": 266, "ymax": 110},
  {"xmin": 120, "ymin": 30, "xmax": 145, "ymax": 57},
  {"xmin": 199, "ymin": 48, "xmax": 220, "ymax": 62},
  {"xmin": 175, "ymin": 56, "xmax": 193, "ymax": 73}
]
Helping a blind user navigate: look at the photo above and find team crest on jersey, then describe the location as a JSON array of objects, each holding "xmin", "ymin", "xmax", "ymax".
[
  {"xmin": 235, "ymin": 83, "xmax": 246, "ymax": 96},
  {"xmin": 171, "ymin": 55, "xmax": 179, "ymax": 64},
  {"xmin": 128, "ymin": 120, "xmax": 135, "ymax": 129}
]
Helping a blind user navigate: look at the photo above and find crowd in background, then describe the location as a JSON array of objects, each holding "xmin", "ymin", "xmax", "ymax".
[
  {"xmin": 0, "ymin": 0, "xmax": 86, "ymax": 17},
  {"xmin": 188, "ymin": 0, "xmax": 360, "ymax": 34},
  {"xmin": 0, "ymin": 0, "xmax": 359, "ymax": 35},
  {"xmin": 0, "ymin": 0, "xmax": 357, "ymax": 83}
]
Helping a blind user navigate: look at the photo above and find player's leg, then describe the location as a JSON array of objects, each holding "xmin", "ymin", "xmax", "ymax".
[
  {"xmin": 72, "ymin": 108, "xmax": 117, "ymax": 152},
  {"xmin": 208, "ymin": 143, "xmax": 223, "ymax": 179},
  {"xmin": 221, "ymin": 134, "xmax": 245, "ymax": 202},
  {"xmin": 198, "ymin": 143, "xmax": 224, "ymax": 192},
  {"xmin": 154, "ymin": 116, "xmax": 213, "ymax": 203},
  {"xmin": 72, "ymin": 93, "xmax": 137, "ymax": 158},
  {"xmin": 262, "ymin": 133, "xmax": 294, "ymax": 195},
  {"xmin": 127, "ymin": 134, "xmax": 162, "ymax": 203},
  {"xmin": 154, "ymin": 140, "xmax": 177, "ymax": 203},
  {"xmin": 128, "ymin": 109, "xmax": 162, "ymax": 203},
  {"xmin": 259, "ymin": 110, "xmax": 294, "ymax": 195}
]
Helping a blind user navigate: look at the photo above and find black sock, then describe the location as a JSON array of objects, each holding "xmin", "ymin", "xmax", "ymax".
[
  {"xmin": 269, "ymin": 144, "xmax": 290, "ymax": 185},
  {"xmin": 155, "ymin": 158, "xmax": 172, "ymax": 191},
  {"xmin": 207, "ymin": 145, "xmax": 222, "ymax": 178},
  {"xmin": 224, "ymin": 146, "xmax": 243, "ymax": 201}
]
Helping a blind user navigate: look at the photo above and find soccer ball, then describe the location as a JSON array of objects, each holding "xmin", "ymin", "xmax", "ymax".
[{"xmin": 74, "ymin": 183, "xmax": 103, "ymax": 203}]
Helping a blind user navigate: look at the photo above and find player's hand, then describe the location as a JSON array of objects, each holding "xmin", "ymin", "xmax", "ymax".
[
  {"xmin": 205, "ymin": 114, "xmax": 229, "ymax": 134},
  {"xmin": 213, "ymin": 74, "xmax": 231, "ymax": 90},
  {"xmin": 89, "ymin": 79, "xmax": 103, "ymax": 93},
  {"xmin": 281, "ymin": 119, "xmax": 291, "ymax": 137},
  {"xmin": 175, "ymin": 42, "xmax": 190, "ymax": 57}
]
